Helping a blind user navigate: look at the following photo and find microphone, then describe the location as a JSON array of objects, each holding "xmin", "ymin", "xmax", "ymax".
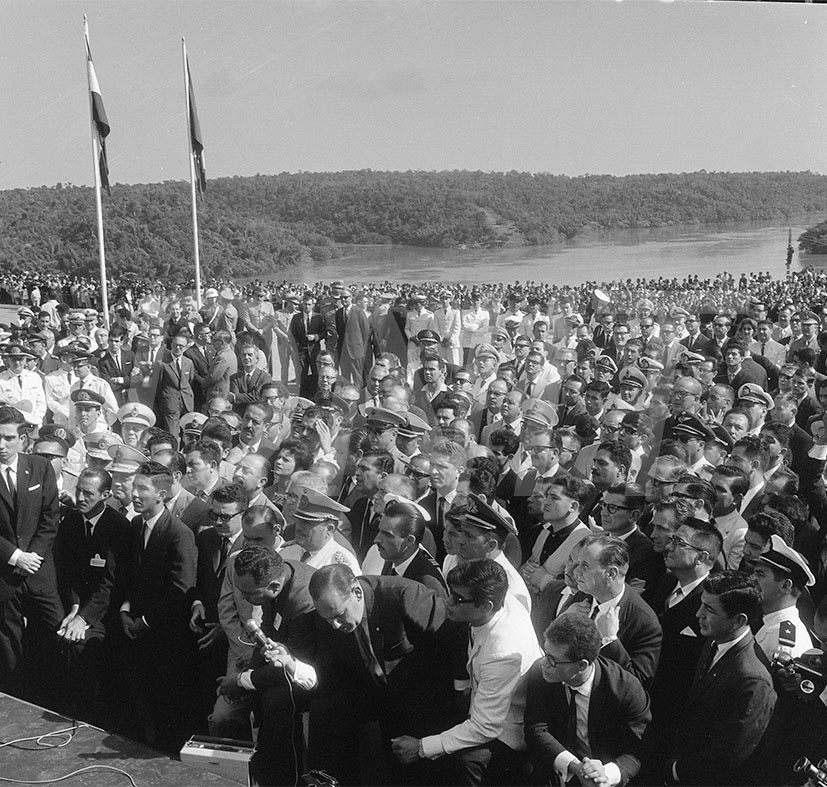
[{"xmin": 244, "ymin": 618, "xmax": 269, "ymax": 649}]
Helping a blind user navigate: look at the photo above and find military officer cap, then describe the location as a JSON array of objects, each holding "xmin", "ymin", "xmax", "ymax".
[
  {"xmin": 737, "ymin": 383, "xmax": 774, "ymax": 410},
  {"xmin": 757, "ymin": 534, "xmax": 815, "ymax": 589},
  {"xmin": 84, "ymin": 432, "xmax": 123, "ymax": 461},
  {"xmin": 180, "ymin": 412, "xmax": 208, "ymax": 434},
  {"xmin": 619, "ymin": 367, "xmax": 647, "ymax": 389},
  {"xmin": 522, "ymin": 398, "xmax": 558, "ymax": 428},
  {"xmin": 108, "ymin": 443, "xmax": 149, "ymax": 472},
  {"xmin": 0, "ymin": 342, "xmax": 37, "ymax": 359},
  {"xmin": 595, "ymin": 355, "xmax": 618, "ymax": 374},
  {"xmin": 293, "ymin": 487, "xmax": 350, "ymax": 523},
  {"xmin": 398, "ymin": 412, "xmax": 432, "ymax": 439},
  {"xmin": 417, "ymin": 329, "xmax": 441, "ymax": 344},
  {"xmin": 38, "ymin": 423, "xmax": 77, "ymax": 448},
  {"xmin": 366, "ymin": 407, "xmax": 406, "ymax": 428},
  {"xmin": 672, "ymin": 414, "xmax": 716, "ymax": 443},
  {"xmin": 678, "ymin": 349, "xmax": 705, "ymax": 365},
  {"xmin": 117, "ymin": 402, "xmax": 156, "ymax": 428},
  {"xmin": 463, "ymin": 494, "xmax": 518, "ymax": 539},
  {"xmin": 71, "ymin": 389, "xmax": 106, "ymax": 408},
  {"xmin": 474, "ymin": 343, "xmax": 499, "ymax": 361},
  {"xmin": 637, "ymin": 357, "xmax": 664, "ymax": 373}
]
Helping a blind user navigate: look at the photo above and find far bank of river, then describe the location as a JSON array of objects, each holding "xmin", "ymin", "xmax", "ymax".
[{"xmin": 273, "ymin": 215, "xmax": 827, "ymax": 287}]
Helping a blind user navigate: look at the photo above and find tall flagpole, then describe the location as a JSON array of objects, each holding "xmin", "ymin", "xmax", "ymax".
[
  {"xmin": 84, "ymin": 16, "xmax": 110, "ymax": 327},
  {"xmin": 182, "ymin": 38, "xmax": 203, "ymax": 310}
]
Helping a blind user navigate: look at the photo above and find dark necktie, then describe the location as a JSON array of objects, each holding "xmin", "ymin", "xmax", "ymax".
[
  {"xmin": 381, "ymin": 560, "xmax": 396, "ymax": 576},
  {"xmin": 300, "ymin": 550, "xmax": 311, "ymax": 562},
  {"xmin": 17, "ymin": 375, "xmax": 23, "ymax": 391},
  {"xmin": 355, "ymin": 622, "xmax": 386, "ymax": 687},
  {"xmin": 84, "ymin": 518, "xmax": 94, "ymax": 541},
  {"xmin": 360, "ymin": 500, "xmax": 373, "ymax": 548},
  {"xmin": 760, "ymin": 342, "xmax": 766, "ymax": 357},
  {"xmin": 526, "ymin": 381, "xmax": 533, "ymax": 398},
  {"xmin": 436, "ymin": 496, "xmax": 446, "ymax": 532},
  {"xmin": 589, "ymin": 605, "xmax": 600, "ymax": 620},
  {"xmin": 218, "ymin": 537, "xmax": 230, "ymax": 571},
  {"xmin": 702, "ymin": 640, "xmax": 719, "ymax": 674},
  {"xmin": 4, "ymin": 468, "xmax": 16, "ymax": 511},
  {"xmin": 566, "ymin": 687, "xmax": 588, "ymax": 759}
]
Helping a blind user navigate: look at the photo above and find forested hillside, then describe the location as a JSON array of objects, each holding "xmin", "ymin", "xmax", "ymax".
[{"xmin": 1, "ymin": 170, "xmax": 826, "ymax": 281}]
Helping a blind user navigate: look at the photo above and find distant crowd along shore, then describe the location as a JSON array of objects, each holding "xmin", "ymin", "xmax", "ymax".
[{"xmin": 4, "ymin": 268, "xmax": 827, "ymax": 326}]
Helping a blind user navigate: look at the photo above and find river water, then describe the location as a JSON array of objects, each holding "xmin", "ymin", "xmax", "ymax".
[{"xmin": 278, "ymin": 215, "xmax": 827, "ymax": 287}]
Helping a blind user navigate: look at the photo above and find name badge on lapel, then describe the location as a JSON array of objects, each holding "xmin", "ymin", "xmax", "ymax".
[{"xmin": 90, "ymin": 554, "xmax": 106, "ymax": 568}]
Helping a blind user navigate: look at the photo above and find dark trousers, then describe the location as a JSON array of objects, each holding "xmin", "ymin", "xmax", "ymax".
[{"xmin": 0, "ymin": 561, "xmax": 64, "ymax": 705}]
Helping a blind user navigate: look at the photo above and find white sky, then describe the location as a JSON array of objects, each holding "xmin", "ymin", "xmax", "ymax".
[{"xmin": 1, "ymin": 0, "xmax": 825, "ymax": 190}]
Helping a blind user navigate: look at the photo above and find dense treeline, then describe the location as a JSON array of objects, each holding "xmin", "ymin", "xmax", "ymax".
[{"xmin": 1, "ymin": 170, "xmax": 826, "ymax": 281}]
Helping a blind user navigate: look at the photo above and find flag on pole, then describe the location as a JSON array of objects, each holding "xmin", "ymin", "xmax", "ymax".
[
  {"xmin": 84, "ymin": 21, "xmax": 110, "ymax": 195},
  {"xmin": 185, "ymin": 56, "xmax": 206, "ymax": 196}
]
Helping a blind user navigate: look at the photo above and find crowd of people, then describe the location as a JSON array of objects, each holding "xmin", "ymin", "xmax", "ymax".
[{"xmin": 2, "ymin": 265, "xmax": 827, "ymax": 786}]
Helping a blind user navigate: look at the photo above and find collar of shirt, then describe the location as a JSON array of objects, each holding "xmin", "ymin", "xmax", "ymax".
[
  {"xmin": 440, "ymin": 489, "xmax": 457, "ymax": 506},
  {"xmin": 391, "ymin": 547, "xmax": 422, "ymax": 577},
  {"xmin": 759, "ymin": 605, "xmax": 802, "ymax": 632},
  {"xmin": 713, "ymin": 628, "xmax": 750, "ymax": 665},
  {"xmin": 240, "ymin": 437, "xmax": 262, "ymax": 453},
  {"xmin": 675, "ymin": 572, "xmax": 709, "ymax": 598},
  {"xmin": 540, "ymin": 461, "xmax": 560, "ymax": 479},
  {"xmin": 85, "ymin": 508, "xmax": 106, "ymax": 527},
  {"xmin": 590, "ymin": 587, "xmax": 625, "ymax": 617},
  {"xmin": 615, "ymin": 525, "xmax": 639, "ymax": 541},
  {"xmin": 565, "ymin": 662, "xmax": 596, "ymax": 697},
  {"xmin": 165, "ymin": 488, "xmax": 182, "ymax": 510},
  {"xmin": 0, "ymin": 454, "xmax": 20, "ymax": 474},
  {"xmin": 141, "ymin": 508, "xmax": 165, "ymax": 534}
]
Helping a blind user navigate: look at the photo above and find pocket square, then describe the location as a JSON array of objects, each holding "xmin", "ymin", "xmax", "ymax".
[
  {"xmin": 28, "ymin": 484, "xmax": 41, "ymax": 491},
  {"xmin": 679, "ymin": 626, "xmax": 697, "ymax": 637}
]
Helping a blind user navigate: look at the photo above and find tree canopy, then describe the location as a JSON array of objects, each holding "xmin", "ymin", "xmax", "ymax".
[{"xmin": 1, "ymin": 169, "xmax": 826, "ymax": 281}]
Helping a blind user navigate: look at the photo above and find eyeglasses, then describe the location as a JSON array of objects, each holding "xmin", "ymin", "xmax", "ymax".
[
  {"xmin": 208, "ymin": 509, "xmax": 240, "ymax": 523},
  {"xmin": 448, "ymin": 591, "xmax": 475, "ymax": 606},
  {"xmin": 527, "ymin": 445, "xmax": 554, "ymax": 453},
  {"xmin": 406, "ymin": 469, "xmax": 431, "ymax": 480},
  {"xmin": 601, "ymin": 502, "xmax": 634, "ymax": 514},
  {"xmin": 668, "ymin": 534, "xmax": 705, "ymax": 552},
  {"xmin": 543, "ymin": 652, "xmax": 579, "ymax": 668},
  {"xmin": 620, "ymin": 425, "xmax": 640, "ymax": 435},
  {"xmin": 670, "ymin": 390, "xmax": 695, "ymax": 399}
]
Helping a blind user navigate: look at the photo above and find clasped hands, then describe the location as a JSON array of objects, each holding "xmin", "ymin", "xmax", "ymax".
[{"xmin": 569, "ymin": 757, "xmax": 609, "ymax": 786}]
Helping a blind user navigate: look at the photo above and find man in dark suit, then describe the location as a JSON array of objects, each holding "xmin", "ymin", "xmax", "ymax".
[
  {"xmin": 185, "ymin": 322, "xmax": 216, "ymax": 412},
  {"xmin": 308, "ymin": 564, "xmax": 466, "ymax": 785},
  {"xmin": 646, "ymin": 518, "xmax": 721, "ymax": 754},
  {"xmin": 336, "ymin": 288, "xmax": 372, "ymax": 385},
  {"xmin": 95, "ymin": 327, "xmax": 135, "ymax": 406},
  {"xmin": 156, "ymin": 450, "xmax": 211, "ymax": 534},
  {"xmin": 289, "ymin": 292, "xmax": 325, "ymax": 399},
  {"xmin": 229, "ymin": 341, "xmax": 273, "ymax": 415},
  {"xmin": 215, "ymin": 545, "xmax": 317, "ymax": 786},
  {"xmin": 525, "ymin": 613, "xmax": 651, "ymax": 787},
  {"xmin": 680, "ymin": 314, "xmax": 717, "ymax": 357},
  {"xmin": 714, "ymin": 340, "xmax": 769, "ymax": 390},
  {"xmin": 188, "ymin": 483, "xmax": 247, "ymax": 730},
  {"xmin": 573, "ymin": 534, "xmax": 663, "ymax": 687},
  {"xmin": 0, "ymin": 406, "xmax": 62, "ymax": 700},
  {"xmin": 373, "ymin": 498, "xmax": 447, "ymax": 596},
  {"xmin": 116, "ymin": 461, "xmax": 197, "ymax": 752},
  {"xmin": 659, "ymin": 571, "xmax": 775, "ymax": 786},
  {"xmin": 598, "ymin": 483, "xmax": 665, "ymax": 595},
  {"xmin": 152, "ymin": 332, "xmax": 195, "ymax": 439},
  {"xmin": 226, "ymin": 402, "xmax": 279, "ymax": 468},
  {"xmin": 54, "ymin": 467, "xmax": 129, "ymax": 725}
]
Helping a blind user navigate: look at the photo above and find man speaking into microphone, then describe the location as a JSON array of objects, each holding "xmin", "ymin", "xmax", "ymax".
[{"xmin": 213, "ymin": 545, "xmax": 316, "ymax": 786}]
